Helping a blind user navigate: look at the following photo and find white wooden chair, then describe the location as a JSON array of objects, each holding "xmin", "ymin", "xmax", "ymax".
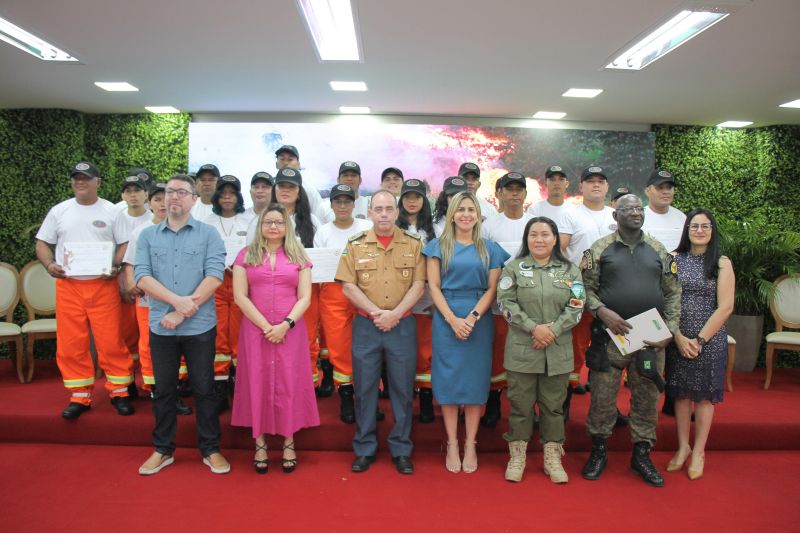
[
  {"xmin": 0, "ymin": 262, "xmax": 24, "ymax": 383},
  {"xmin": 20, "ymin": 261, "xmax": 57, "ymax": 383},
  {"xmin": 764, "ymin": 274, "xmax": 800, "ymax": 390}
]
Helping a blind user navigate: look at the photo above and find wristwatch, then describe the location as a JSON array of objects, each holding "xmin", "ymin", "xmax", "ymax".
[
  {"xmin": 283, "ymin": 317, "xmax": 295, "ymax": 329},
  {"xmin": 470, "ymin": 310, "xmax": 480, "ymax": 320},
  {"xmin": 696, "ymin": 335, "xmax": 707, "ymax": 346}
]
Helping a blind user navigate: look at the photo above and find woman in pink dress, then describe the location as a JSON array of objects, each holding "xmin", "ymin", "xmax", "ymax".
[{"xmin": 232, "ymin": 203, "xmax": 320, "ymax": 474}]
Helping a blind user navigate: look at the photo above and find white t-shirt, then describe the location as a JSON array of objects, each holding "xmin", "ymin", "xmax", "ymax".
[
  {"xmin": 563, "ymin": 205, "xmax": 617, "ymax": 265},
  {"xmin": 113, "ymin": 210, "xmax": 152, "ymax": 244},
  {"xmin": 190, "ymin": 198, "xmax": 214, "ymax": 222},
  {"xmin": 433, "ymin": 218, "xmax": 446, "ymax": 238},
  {"xmin": 353, "ymin": 195, "xmax": 370, "ymax": 220},
  {"xmin": 304, "ymin": 183, "xmax": 335, "ymax": 224},
  {"xmin": 36, "ymin": 198, "xmax": 124, "ymax": 280},
  {"xmin": 204, "ymin": 213, "xmax": 253, "ymax": 267},
  {"xmin": 477, "ymin": 196, "xmax": 496, "ymax": 218},
  {"xmin": 402, "ymin": 224, "xmax": 434, "ymax": 315},
  {"xmin": 122, "ymin": 220, "xmax": 156, "ymax": 265},
  {"xmin": 642, "ymin": 205, "xmax": 686, "ymax": 252},
  {"xmin": 481, "ymin": 212, "xmax": 533, "ymax": 256},
  {"xmin": 115, "ymin": 199, "xmax": 149, "ymax": 213},
  {"xmin": 313, "ymin": 218, "xmax": 372, "ymax": 251},
  {"xmin": 526, "ymin": 200, "xmax": 575, "ymax": 234}
]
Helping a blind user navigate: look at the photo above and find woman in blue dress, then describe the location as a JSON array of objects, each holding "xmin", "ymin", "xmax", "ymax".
[{"xmin": 424, "ymin": 191, "xmax": 509, "ymax": 474}]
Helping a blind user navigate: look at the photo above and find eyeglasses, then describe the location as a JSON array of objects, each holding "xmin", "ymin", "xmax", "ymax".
[
  {"xmin": 165, "ymin": 189, "xmax": 193, "ymax": 198},
  {"xmin": 262, "ymin": 220, "xmax": 286, "ymax": 227},
  {"xmin": 690, "ymin": 223, "xmax": 712, "ymax": 232},
  {"xmin": 616, "ymin": 207, "xmax": 644, "ymax": 214}
]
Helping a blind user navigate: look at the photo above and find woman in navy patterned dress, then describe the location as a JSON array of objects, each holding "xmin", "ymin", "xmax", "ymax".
[{"xmin": 665, "ymin": 209, "xmax": 735, "ymax": 480}]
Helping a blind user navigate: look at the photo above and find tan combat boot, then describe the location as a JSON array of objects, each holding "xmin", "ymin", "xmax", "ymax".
[
  {"xmin": 505, "ymin": 440, "xmax": 528, "ymax": 482},
  {"xmin": 543, "ymin": 442, "xmax": 568, "ymax": 483}
]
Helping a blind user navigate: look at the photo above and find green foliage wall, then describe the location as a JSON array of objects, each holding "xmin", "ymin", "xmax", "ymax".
[{"xmin": 0, "ymin": 110, "xmax": 189, "ymax": 270}]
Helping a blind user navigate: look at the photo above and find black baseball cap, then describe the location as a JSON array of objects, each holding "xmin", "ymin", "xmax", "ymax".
[
  {"xmin": 401, "ymin": 178, "xmax": 427, "ymax": 198},
  {"xmin": 581, "ymin": 165, "xmax": 608, "ymax": 182},
  {"xmin": 545, "ymin": 165, "xmax": 567, "ymax": 180},
  {"xmin": 443, "ymin": 176, "xmax": 468, "ymax": 196},
  {"xmin": 330, "ymin": 184, "xmax": 356, "ymax": 201},
  {"xmin": 275, "ymin": 168, "xmax": 302, "ymax": 186},
  {"xmin": 381, "ymin": 167, "xmax": 404, "ymax": 180},
  {"xmin": 148, "ymin": 182, "xmax": 167, "ymax": 199},
  {"xmin": 127, "ymin": 168, "xmax": 154, "ymax": 185},
  {"xmin": 197, "ymin": 164, "xmax": 221, "ymax": 178},
  {"xmin": 611, "ymin": 187, "xmax": 630, "ymax": 202},
  {"xmin": 121, "ymin": 174, "xmax": 148, "ymax": 192},
  {"xmin": 647, "ymin": 169, "xmax": 675, "ymax": 187},
  {"xmin": 458, "ymin": 162, "xmax": 480, "ymax": 178},
  {"xmin": 251, "ymin": 171, "xmax": 273, "ymax": 186},
  {"xmin": 70, "ymin": 161, "xmax": 100, "ymax": 179},
  {"xmin": 338, "ymin": 161, "xmax": 361, "ymax": 176},
  {"xmin": 216, "ymin": 174, "xmax": 241, "ymax": 192},
  {"xmin": 275, "ymin": 145, "xmax": 300, "ymax": 159},
  {"xmin": 499, "ymin": 172, "xmax": 527, "ymax": 188}
]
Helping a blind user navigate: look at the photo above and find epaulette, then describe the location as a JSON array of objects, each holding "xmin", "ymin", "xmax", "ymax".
[
  {"xmin": 402, "ymin": 229, "xmax": 421, "ymax": 240},
  {"xmin": 348, "ymin": 231, "xmax": 368, "ymax": 243}
]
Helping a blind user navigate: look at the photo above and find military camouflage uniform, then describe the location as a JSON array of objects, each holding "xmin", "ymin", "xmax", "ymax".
[{"xmin": 582, "ymin": 231, "xmax": 681, "ymax": 446}]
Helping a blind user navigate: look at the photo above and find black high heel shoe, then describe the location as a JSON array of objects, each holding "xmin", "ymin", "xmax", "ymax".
[
  {"xmin": 254, "ymin": 443, "xmax": 269, "ymax": 474},
  {"xmin": 282, "ymin": 441, "xmax": 297, "ymax": 474}
]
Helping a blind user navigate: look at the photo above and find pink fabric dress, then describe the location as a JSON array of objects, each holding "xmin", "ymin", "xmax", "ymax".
[{"xmin": 231, "ymin": 247, "xmax": 320, "ymax": 437}]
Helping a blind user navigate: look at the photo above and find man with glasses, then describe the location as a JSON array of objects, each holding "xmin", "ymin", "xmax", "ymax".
[
  {"xmin": 135, "ymin": 174, "xmax": 230, "ymax": 476},
  {"xmin": 335, "ymin": 190, "xmax": 425, "ymax": 475},
  {"xmin": 580, "ymin": 194, "xmax": 681, "ymax": 487}
]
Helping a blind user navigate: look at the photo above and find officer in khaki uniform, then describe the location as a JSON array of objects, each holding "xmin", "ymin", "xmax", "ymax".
[
  {"xmin": 497, "ymin": 231, "xmax": 584, "ymax": 483},
  {"xmin": 581, "ymin": 194, "xmax": 681, "ymax": 487},
  {"xmin": 335, "ymin": 190, "xmax": 425, "ymax": 475}
]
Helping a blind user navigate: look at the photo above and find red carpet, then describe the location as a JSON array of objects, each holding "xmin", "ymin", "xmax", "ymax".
[
  {"xmin": 1, "ymin": 444, "xmax": 797, "ymax": 532},
  {"xmin": 2, "ymin": 360, "xmax": 800, "ymax": 452}
]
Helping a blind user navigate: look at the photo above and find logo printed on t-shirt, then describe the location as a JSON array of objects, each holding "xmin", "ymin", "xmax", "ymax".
[{"xmin": 92, "ymin": 220, "xmax": 107, "ymax": 228}]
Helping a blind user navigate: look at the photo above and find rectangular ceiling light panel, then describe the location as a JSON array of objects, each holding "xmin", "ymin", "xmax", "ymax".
[
  {"xmin": 717, "ymin": 120, "xmax": 752, "ymax": 128},
  {"xmin": 778, "ymin": 99, "xmax": 800, "ymax": 109},
  {"xmin": 145, "ymin": 106, "xmax": 180, "ymax": 114},
  {"xmin": 330, "ymin": 81, "xmax": 367, "ymax": 91},
  {"xmin": 0, "ymin": 16, "xmax": 78, "ymax": 61},
  {"xmin": 562, "ymin": 88, "xmax": 603, "ymax": 98},
  {"xmin": 94, "ymin": 82, "xmax": 139, "ymax": 92},
  {"xmin": 533, "ymin": 111, "xmax": 566, "ymax": 119},
  {"xmin": 297, "ymin": 0, "xmax": 361, "ymax": 61},
  {"xmin": 606, "ymin": 10, "xmax": 728, "ymax": 71},
  {"xmin": 339, "ymin": 106, "xmax": 370, "ymax": 114}
]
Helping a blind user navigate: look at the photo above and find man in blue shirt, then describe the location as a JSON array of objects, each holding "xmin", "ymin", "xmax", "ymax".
[{"xmin": 134, "ymin": 174, "xmax": 230, "ymax": 475}]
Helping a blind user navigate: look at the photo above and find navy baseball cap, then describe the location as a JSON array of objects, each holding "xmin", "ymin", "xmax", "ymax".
[
  {"xmin": 458, "ymin": 162, "xmax": 480, "ymax": 178},
  {"xmin": 581, "ymin": 165, "xmax": 608, "ymax": 182},
  {"xmin": 197, "ymin": 164, "xmax": 221, "ymax": 178},
  {"xmin": 148, "ymin": 182, "xmax": 167, "ymax": 199},
  {"xmin": 499, "ymin": 172, "xmax": 527, "ymax": 188},
  {"xmin": 401, "ymin": 178, "xmax": 427, "ymax": 198},
  {"xmin": 611, "ymin": 187, "xmax": 630, "ymax": 202},
  {"xmin": 275, "ymin": 145, "xmax": 300, "ymax": 159},
  {"xmin": 121, "ymin": 174, "xmax": 148, "ymax": 192},
  {"xmin": 381, "ymin": 167, "xmax": 404, "ymax": 180},
  {"xmin": 545, "ymin": 165, "xmax": 568, "ymax": 180},
  {"xmin": 330, "ymin": 184, "xmax": 356, "ymax": 201},
  {"xmin": 251, "ymin": 171, "xmax": 273, "ymax": 186},
  {"xmin": 647, "ymin": 169, "xmax": 675, "ymax": 187},
  {"xmin": 338, "ymin": 161, "xmax": 361, "ymax": 176},
  {"xmin": 443, "ymin": 176, "xmax": 468, "ymax": 196},
  {"xmin": 70, "ymin": 161, "xmax": 100, "ymax": 179},
  {"xmin": 275, "ymin": 168, "xmax": 302, "ymax": 186},
  {"xmin": 216, "ymin": 174, "xmax": 241, "ymax": 192}
]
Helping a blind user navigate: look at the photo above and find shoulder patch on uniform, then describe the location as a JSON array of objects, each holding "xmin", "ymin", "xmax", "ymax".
[
  {"xmin": 403, "ymin": 229, "xmax": 421, "ymax": 240},
  {"xmin": 499, "ymin": 276, "xmax": 514, "ymax": 290},
  {"xmin": 580, "ymin": 250, "xmax": 593, "ymax": 271},
  {"xmin": 665, "ymin": 254, "xmax": 678, "ymax": 275},
  {"xmin": 348, "ymin": 231, "xmax": 367, "ymax": 242}
]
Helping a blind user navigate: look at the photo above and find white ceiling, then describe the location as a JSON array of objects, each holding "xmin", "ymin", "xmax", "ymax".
[{"xmin": 1, "ymin": 0, "xmax": 799, "ymax": 126}]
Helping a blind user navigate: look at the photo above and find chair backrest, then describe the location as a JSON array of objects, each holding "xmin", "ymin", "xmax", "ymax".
[
  {"xmin": 770, "ymin": 274, "xmax": 800, "ymax": 331},
  {"xmin": 20, "ymin": 261, "xmax": 56, "ymax": 319},
  {"xmin": 0, "ymin": 262, "xmax": 21, "ymax": 322}
]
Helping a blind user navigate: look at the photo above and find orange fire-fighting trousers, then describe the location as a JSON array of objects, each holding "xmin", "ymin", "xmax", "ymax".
[
  {"xmin": 306, "ymin": 283, "xmax": 322, "ymax": 386},
  {"xmin": 415, "ymin": 314, "xmax": 433, "ymax": 389},
  {"xmin": 318, "ymin": 282, "xmax": 355, "ymax": 386},
  {"xmin": 213, "ymin": 270, "xmax": 242, "ymax": 380},
  {"xmin": 135, "ymin": 299, "xmax": 154, "ymax": 389},
  {"xmin": 56, "ymin": 278, "xmax": 134, "ymax": 405},
  {"xmin": 490, "ymin": 315, "xmax": 508, "ymax": 390},
  {"xmin": 120, "ymin": 300, "xmax": 140, "ymax": 364}
]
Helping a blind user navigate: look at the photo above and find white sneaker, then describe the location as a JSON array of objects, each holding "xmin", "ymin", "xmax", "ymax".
[{"xmin": 138, "ymin": 453, "xmax": 174, "ymax": 476}]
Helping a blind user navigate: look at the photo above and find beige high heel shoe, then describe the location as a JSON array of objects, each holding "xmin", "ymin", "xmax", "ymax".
[
  {"xmin": 462, "ymin": 441, "xmax": 478, "ymax": 474},
  {"xmin": 666, "ymin": 446, "xmax": 692, "ymax": 472},
  {"xmin": 445, "ymin": 441, "xmax": 461, "ymax": 473},
  {"xmin": 688, "ymin": 454, "xmax": 705, "ymax": 480}
]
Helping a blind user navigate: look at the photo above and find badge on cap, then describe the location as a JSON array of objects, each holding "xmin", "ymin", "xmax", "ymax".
[
  {"xmin": 344, "ymin": 161, "xmax": 357, "ymax": 167},
  {"xmin": 222, "ymin": 175, "xmax": 236, "ymax": 182},
  {"xmin": 465, "ymin": 163, "xmax": 478, "ymax": 170},
  {"xmin": 452, "ymin": 178, "xmax": 465, "ymax": 186},
  {"xmin": 549, "ymin": 165, "xmax": 562, "ymax": 172},
  {"xmin": 588, "ymin": 166, "xmax": 602, "ymax": 173},
  {"xmin": 508, "ymin": 173, "xmax": 523, "ymax": 180},
  {"xmin": 283, "ymin": 169, "xmax": 296, "ymax": 177},
  {"xmin": 76, "ymin": 163, "xmax": 90, "ymax": 171},
  {"xmin": 658, "ymin": 170, "xmax": 671, "ymax": 178},
  {"xmin": 201, "ymin": 164, "xmax": 214, "ymax": 170},
  {"xmin": 338, "ymin": 184, "xmax": 352, "ymax": 191},
  {"xmin": 406, "ymin": 179, "xmax": 421, "ymax": 187},
  {"xmin": 125, "ymin": 176, "xmax": 139, "ymax": 182}
]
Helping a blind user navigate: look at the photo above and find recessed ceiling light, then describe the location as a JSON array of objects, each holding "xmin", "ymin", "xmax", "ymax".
[
  {"xmin": 0, "ymin": 16, "xmax": 78, "ymax": 61},
  {"xmin": 562, "ymin": 88, "xmax": 603, "ymax": 98},
  {"xmin": 145, "ymin": 106, "xmax": 180, "ymax": 114},
  {"xmin": 95, "ymin": 82, "xmax": 139, "ymax": 92},
  {"xmin": 717, "ymin": 121, "xmax": 752, "ymax": 128},
  {"xmin": 779, "ymin": 99, "xmax": 800, "ymax": 109},
  {"xmin": 297, "ymin": 0, "xmax": 361, "ymax": 61},
  {"xmin": 339, "ymin": 106, "xmax": 370, "ymax": 114},
  {"xmin": 532, "ymin": 111, "xmax": 566, "ymax": 120},
  {"xmin": 330, "ymin": 81, "xmax": 368, "ymax": 91},
  {"xmin": 606, "ymin": 10, "xmax": 729, "ymax": 71}
]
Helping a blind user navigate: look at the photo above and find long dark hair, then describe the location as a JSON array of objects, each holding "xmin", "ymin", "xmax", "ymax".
[
  {"xmin": 433, "ymin": 190, "xmax": 450, "ymax": 223},
  {"xmin": 397, "ymin": 192, "xmax": 435, "ymax": 242},
  {"xmin": 211, "ymin": 184, "xmax": 245, "ymax": 215},
  {"xmin": 675, "ymin": 208, "xmax": 721, "ymax": 279},
  {"xmin": 516, "ymin": 216, "xmax": 570, "ymax": 264},
  {"xmin": 270, "ymin": 185, "xmax": 315, "ymax": 247}
]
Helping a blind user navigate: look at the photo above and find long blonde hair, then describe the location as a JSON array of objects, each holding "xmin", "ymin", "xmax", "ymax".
[
  {"xmin": 244, "ymin": 203, "xmax": 309, "ymax": 267},
  {"xmin": 438, "ymin": 191, "xmax": 489, "ymax": 272}
]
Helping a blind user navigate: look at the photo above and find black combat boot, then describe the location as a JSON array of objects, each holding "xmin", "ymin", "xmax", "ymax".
[
  {"xmin": 215, "ymin": 381, "xmax": 229, "ymax": 413},
  {"xmin": 631, "ymin": 441, "xmax": 664, "ymax": 487},
  {"xmin": 338, "ymin": 384, "xmax": 355, "ymax": 424},
  {"xmin": 562, "ymin": 385, "xmax": 573, "ymax": 423},
  {"xmin": 480, "ymin": 389, "xmax": 502, "ymax": 428},
  {"xmin": 418, "ymin": 388, "xmax": 434, "ymax": 423},
  {"xmin": 582, "ymin": 436, "xmax": 608, "ymax": 480},
  {"xmin": 317, "ymin": 359, "xmax": 334, "ymax": 398}
]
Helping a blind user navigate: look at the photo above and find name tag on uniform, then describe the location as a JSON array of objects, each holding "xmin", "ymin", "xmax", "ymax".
[{"xmin": 519, "ymin": 271, "xmax": 533, "ymax": 278}]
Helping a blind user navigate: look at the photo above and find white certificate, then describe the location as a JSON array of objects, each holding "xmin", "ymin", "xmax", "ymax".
[
  {"xmin": 223, "ymin": 234, "xmax": 247, "ymax": 267},
  {"xmin": 498, "ymin": 241, "xmax": 521, "ymax": 264},
  {"xmin": 305, "ymin": 247, "xmax": 343, "ymax": 283},
  {"xmin": 63, "ymin": 241, "xmax": 114, "ymax": 276},
  {"xmin": 606, "ymin": 308, "xmax": 672, "ymax": 355}
]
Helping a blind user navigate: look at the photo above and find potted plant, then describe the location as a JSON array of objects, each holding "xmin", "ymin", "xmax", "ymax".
[{"xmin": 718, "ymin": 217, "xmax": 800, "ymax": 370}]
